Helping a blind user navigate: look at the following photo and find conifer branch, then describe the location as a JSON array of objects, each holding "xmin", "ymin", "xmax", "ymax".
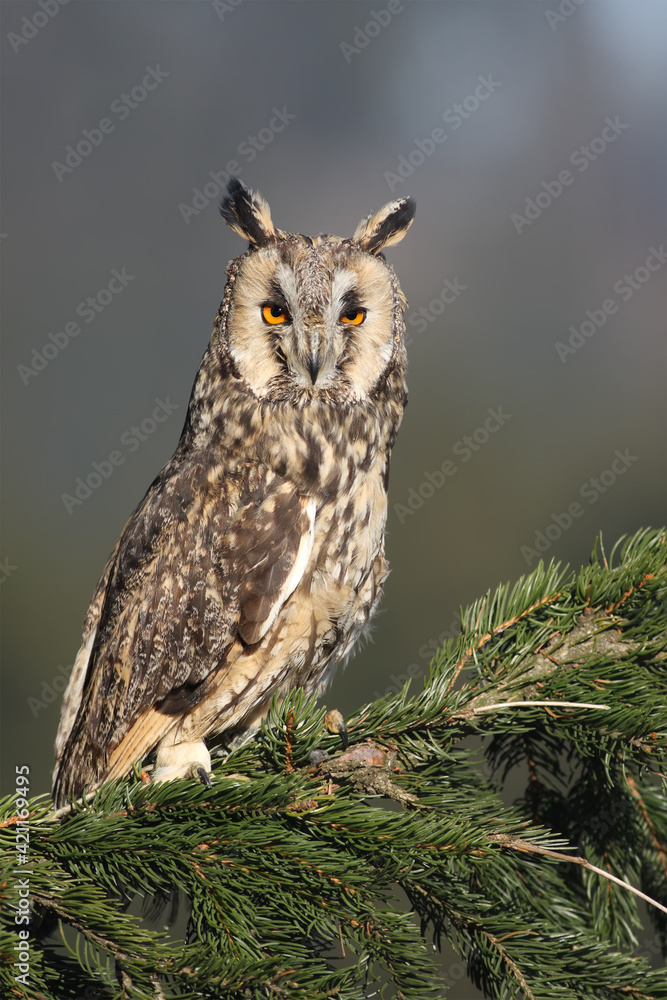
[
  {"xmin": 2, "ymin": 527, "xmax": 666, "ymax": 1000},
  {"xmin": 626, "ymin": 774, "xmax": 667, "ymax": 879},
  {"xmin": 490, "ymin": 834, "xmax": 667, "ymax": 916},
  {"xmin": 482, "ymin": 932, "xmax": 537, "ymax": 1000},
  {"xmin": 456, "ymin": 699, "xmax": 611, "ymax": 715}
]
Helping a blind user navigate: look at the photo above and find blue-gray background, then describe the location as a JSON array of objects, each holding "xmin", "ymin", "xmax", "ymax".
[{"xmin": 1, "ymin": 1, "xmax": 665, "ymax": 986}]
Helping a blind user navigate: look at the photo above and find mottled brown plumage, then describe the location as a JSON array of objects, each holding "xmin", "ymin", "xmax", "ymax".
[{"xmin": 52, "ymin": 179, "xmax": 415, "ymax": 805}]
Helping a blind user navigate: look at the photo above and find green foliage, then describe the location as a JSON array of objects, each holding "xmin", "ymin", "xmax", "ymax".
[{"xmin": 1, "ymin": 528, "xmax": 666, "ymax": 999}]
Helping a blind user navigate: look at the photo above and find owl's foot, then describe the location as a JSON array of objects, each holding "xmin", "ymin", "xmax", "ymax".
[
  {"xmin": 195, "ymin": 765, "xmax": 212, "ymax": 788},
  {"xmin": 325, "ymin": 709, "xmax": 349, "ymax": 751},
  {"xmin": 152, "ymin": 737, "xmax": 212, "ymax": 785},
  {"xmin": 217, "ymin": 722, "xmax": 262, "ymax": 755}
]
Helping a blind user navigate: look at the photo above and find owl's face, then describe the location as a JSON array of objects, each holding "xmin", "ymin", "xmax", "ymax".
[
  {"xmin": 226, "ymin": 239, "xmax": 400, "ymax": 400},
  {"xmin": 218, "ymin": 180, "xmax": 416, "ymax": 404}
]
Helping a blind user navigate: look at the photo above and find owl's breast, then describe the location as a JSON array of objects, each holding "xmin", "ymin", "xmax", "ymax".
[
  {"xmin": 281, "ymin": 455, "xmax": 387, "ymax": 687},
  {"xmin": 251, "ymin": 395, "xmax": 398, "ymax": 502},
  {"xmin": 198, "ymin": 395, "xmax": 397, "ymax": 700},
  {"xmin": 311, "ymin": 463, "xmax": 387, "ymax": 587}
]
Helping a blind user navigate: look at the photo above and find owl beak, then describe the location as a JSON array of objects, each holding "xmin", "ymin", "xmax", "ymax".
[
  {"xmin": 307, "ymin": 351, "xmax": 321, "ymax": 385},
  {"xmin": 298, "ymin": 324, "xmax": 324, "ymax": 385}
]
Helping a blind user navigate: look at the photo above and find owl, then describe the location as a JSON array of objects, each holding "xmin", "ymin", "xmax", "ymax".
[{"xmin": 52, "ymin": 178, "xmax": 415, "ymax": 806}]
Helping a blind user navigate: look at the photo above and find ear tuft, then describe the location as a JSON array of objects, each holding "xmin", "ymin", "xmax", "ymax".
[
  {"xmin": 353, "ymin": 196, "xmax": 416, "ymax": 255},
  {"xmin": 220, "ymin": 177, "xmax": 276, "ymax": 248}
]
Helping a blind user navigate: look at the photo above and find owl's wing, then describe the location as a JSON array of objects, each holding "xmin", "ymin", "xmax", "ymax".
[
  {"xmin": 53, "ymin": 466, "xmax": 315, "ymax": 803},
  {"xmin": 53, "ymin": 540, "xmax": 120, "ymax": 774}
]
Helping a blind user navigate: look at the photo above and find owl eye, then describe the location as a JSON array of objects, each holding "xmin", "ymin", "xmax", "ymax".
[
  {"xmin": 340, "ymin": 308, "xmax": 366, "ymax": 326},
  {"xmin": 262, "ymin": 303, "xmax": 290, "ymax": 325}
]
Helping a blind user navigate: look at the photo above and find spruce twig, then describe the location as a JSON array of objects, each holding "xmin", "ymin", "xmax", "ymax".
[
  {"xmin": 2, "ymin": 527, "xmax": 666, "ymax": 1000},
  {"xmin": 490, "ymin": 834, "xmax": 667, "ymax": 917}
]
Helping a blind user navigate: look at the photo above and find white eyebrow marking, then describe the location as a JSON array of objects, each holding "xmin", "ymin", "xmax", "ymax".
[
  {"xmin": 274, "ymin": 262, "xmax": 299, "ymax": 314},
  {"xmin": 328, "ymin": 270, "xmax": 358, "ymax": 323}
]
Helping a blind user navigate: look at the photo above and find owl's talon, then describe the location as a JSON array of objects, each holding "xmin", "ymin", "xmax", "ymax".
[
  {"xmin": 195, "ymin": 766, "xmax": 212, "ymax": 787},
  {"xmin": 325, "ymin": 709, "xmax": 349, "ymax": 751}
]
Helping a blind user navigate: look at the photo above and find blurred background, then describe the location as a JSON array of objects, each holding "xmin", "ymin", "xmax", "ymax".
[{"xmin": 1, "ymin": 1, "xmax": 665, "ymax": 988}]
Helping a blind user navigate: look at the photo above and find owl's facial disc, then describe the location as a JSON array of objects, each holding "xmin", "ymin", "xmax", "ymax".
[{"xmin": 226, "ymin": 242, "xmax": 398, "ymax": 399}]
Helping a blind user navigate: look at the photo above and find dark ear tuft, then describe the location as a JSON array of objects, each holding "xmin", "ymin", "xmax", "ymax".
[
  {"xmin": 220, "ymin": 178, "xmax": 276, "ymax": 248},
  {"xmin": 353, "ymin": 197, "xmax": 416, "ymax": 255}
]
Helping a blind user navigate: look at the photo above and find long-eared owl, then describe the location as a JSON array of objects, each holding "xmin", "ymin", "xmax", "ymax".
[{"xmin": 52, "ymin": 178, "xmax": 415, "ymax": 805}]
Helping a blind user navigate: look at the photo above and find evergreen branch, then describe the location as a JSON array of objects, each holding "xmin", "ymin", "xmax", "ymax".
[
  {"xmin": 490, "ymin": 833, "xmax": 667, "ymax": 916},
  {"xmin": 481, "ymin": 931, "xmax": 537, "ymax": 1000},
  {"xmin": 626, "ymin": 774, "xmax": 667, "ymax": 879},
  {"xmin": 443, "ymin": 588, "xmax": 566, "ymax": 696},
  {"xmin": 2, "ymin": 528, "xmax": 666, "ymax": 999},
  {"xmin": 455, "ymin": 699, "xmax": 611, "ymax": 716}
]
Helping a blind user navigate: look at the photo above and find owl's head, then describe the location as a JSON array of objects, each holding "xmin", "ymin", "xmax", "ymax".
[{"xmin": 216, "ymin": 178, "xmax": 415, "ymax": 402}]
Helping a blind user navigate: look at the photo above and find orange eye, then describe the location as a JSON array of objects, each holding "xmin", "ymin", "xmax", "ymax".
[
  {"xmin": 340, "ymin": 309, "xmax": 366, "ymax": 326},
  {"xmin": 262, "ymin": 303, "xmax": 289, "ymax": 325}
]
